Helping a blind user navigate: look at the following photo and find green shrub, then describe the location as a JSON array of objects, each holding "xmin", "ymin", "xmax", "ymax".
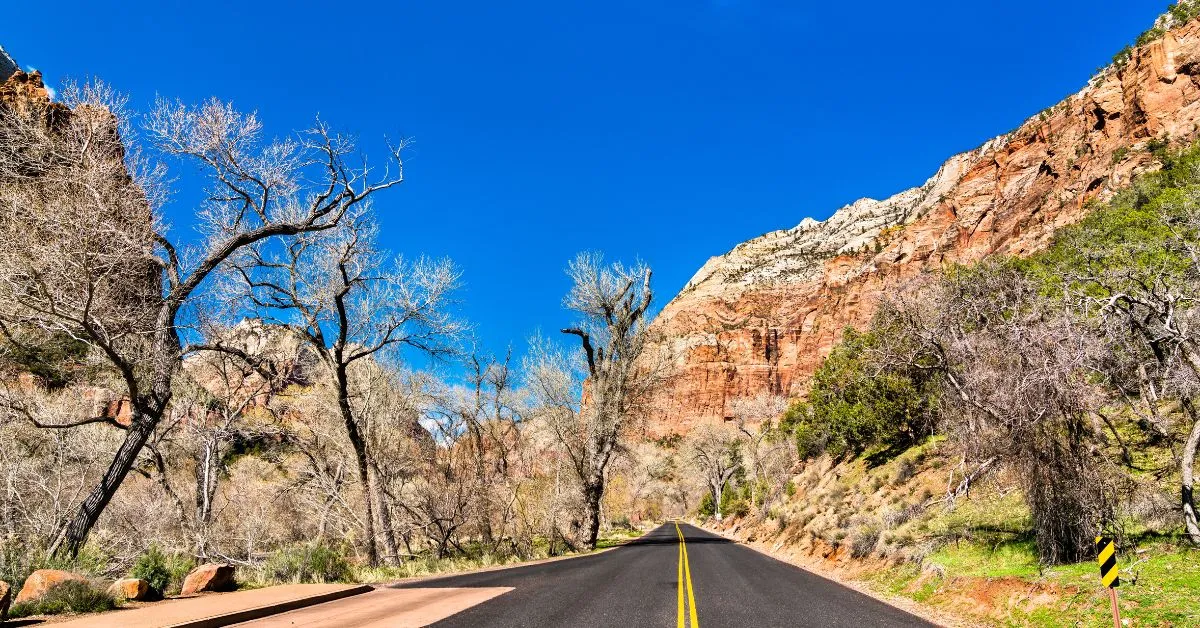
[
  {"xmin": 720, "ymin": 486, "xmax": 750, "ymax": 519},
  {"xmin": 781, "ymin": 328, "xmax": 937, "ymax": 460},
  {"xmin": 8, "ymin": 580, "xmax": 117, "ymax": 618},
  {"xmin": 1136, "ymin": 26, "xmax": 1166, "ymax": 48},
  {"xmin": 1170, "ymin": 0, "xmax": 1200, "ymax": 24},
  {"xmin": 1111, "ymin": 2, "xmax": 1200, "ymax": 70},
  {"xmin": 130, "ymin": 545, "xmax": 193, "ymax": 595},
  {"xmin": 264, "ymin": 543, "xmax": 351, "ymax": 584},
  {"xmin": 892, "ymin": 456, "xmax": 918, "ymax": 485},
  {"xmin": 1112, "ymin": 45, "xmax": 1132, "ymax": 69}
]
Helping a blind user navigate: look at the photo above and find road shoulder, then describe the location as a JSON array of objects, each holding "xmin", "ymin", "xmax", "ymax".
[{"xmin": 698, "ymin": 522, "xmax": 982, "ymax": 628}]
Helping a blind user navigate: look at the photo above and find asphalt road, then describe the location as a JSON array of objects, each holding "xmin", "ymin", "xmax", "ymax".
[{"xmin": 393, "ymin": 522, "xmax": 935, "ymax": 627}]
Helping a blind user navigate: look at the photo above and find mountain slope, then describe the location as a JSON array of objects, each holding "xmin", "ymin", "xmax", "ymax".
[{"xmin": 645, "ymin": 17, "xmax": 1200, "ymax": 434}]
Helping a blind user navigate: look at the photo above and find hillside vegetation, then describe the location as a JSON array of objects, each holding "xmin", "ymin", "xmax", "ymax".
[{"xmin": 702, "ymin": 141, "xmax": 1200, "ymax": 625}]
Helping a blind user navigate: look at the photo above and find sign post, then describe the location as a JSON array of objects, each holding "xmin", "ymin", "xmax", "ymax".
[{"xmin": 1095, "ymin": 536, "xmax": 1121, "ymax": 628}]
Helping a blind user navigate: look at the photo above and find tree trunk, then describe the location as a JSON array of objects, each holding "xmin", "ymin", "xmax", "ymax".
[
  {"xmin": 196, "ymin": 439, "xmax": 219, "ymax": 524},
  {"xmin": 336, "ymin": 383, "xmax": 378, "ymax": 566},
  {"xmin": 476, "ymin": 470, "xmax": 495, "ymax": 548},
  {"xmin": 51, "ymin": 307, "xmax": 183, "ymax": 558},
  {"xmin": 581, "ymin": 479, "xmax": 604, "ymax": 550},
  {"xmin": 1183, "ymin": 415, "xmax": 1200, "ymax": 545},
  {"xmin": 370, "ymin": 464, "xmax": 400, "ymax": 566},
  {"xmin": 469, "ymin": 428, "xmax": 495, "ymax": 548},
  {"xmin": 51, "ymin": 407, "xmax": 160, "ymax": 558}
]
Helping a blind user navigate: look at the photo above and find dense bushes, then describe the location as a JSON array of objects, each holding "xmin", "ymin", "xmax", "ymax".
[
  {"xmin": 263, "ymin": 543, "xmax": 352, "ymax": 584},
  {"xmin": 0, "ymin": 329, "xmax": 89, "ymax": 389}
]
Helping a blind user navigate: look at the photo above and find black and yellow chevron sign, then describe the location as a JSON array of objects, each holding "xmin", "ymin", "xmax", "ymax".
[{"xmin": 1095, "ymin": 536, "xmax": 1119, "ymax": 588}]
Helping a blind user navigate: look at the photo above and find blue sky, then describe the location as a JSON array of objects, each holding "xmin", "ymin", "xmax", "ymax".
[{"xmin": 3, "ymin": 0, "xmax": 1167, "ymax": 363}]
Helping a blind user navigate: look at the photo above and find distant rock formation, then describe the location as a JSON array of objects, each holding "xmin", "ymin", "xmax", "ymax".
[
  {"xmin": 643, "ymin": 17, "xmax": 1200, "ymax": 435},
  {"xmin": 0, "ymin": 45, "xmax": 17, "ymax": 83}
]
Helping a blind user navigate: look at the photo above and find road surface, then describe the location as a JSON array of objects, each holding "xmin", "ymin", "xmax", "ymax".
[{"xmin": 242, "ymin": 522, "xmax": 935, "ymax": 627}]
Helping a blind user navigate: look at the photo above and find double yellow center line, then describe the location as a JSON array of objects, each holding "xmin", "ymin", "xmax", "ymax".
[{"xmin": 675, "ymin": 522, "xmax": 699, "ymax": 628}]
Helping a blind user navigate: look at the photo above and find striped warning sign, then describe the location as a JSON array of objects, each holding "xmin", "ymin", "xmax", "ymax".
[{"xmin": 1095, "ymin": 536, "xmax": 1119, "ymax": 588}]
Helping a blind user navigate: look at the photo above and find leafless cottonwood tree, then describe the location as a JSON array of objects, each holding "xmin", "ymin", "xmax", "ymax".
[
  {"xmin": 356, "ymin": 364, "xmax": 435, "ymax": 561},
  {"xmin": 685, "ymin": 423, "xmax": 744, "ymax": 521},
  {"xmin": 228, "ymin": 213, "xmax": 461, "ymax": 565},
  {"xmin": 445, "ymin": 351, "xmax": 522, "ymax": 550},
  {"xmin": 526, "ymin": 253, "xmax": 657, "ymax": 549},
  {"xmin": 728, "ymin": 392, "xmax": 789, "ymax": 512},
  {"xmin": 398, "ymin": 397, "xmax": 478, "ymax": 559},
  {"xmin": 0, "ymin": 84, "xmax": 405, "ymax": 557},
  {"xmin": 879, "ymin": 264, "xmax": 1117, "ymax": 563},
  {"xmin": 165, "ymin": 323, "xmax": 297, "ymax": 558}
]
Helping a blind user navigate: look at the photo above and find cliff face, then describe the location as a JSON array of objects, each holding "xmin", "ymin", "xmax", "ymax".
[
  {"xmin": 0, "ymin": 45, "xmax": 18, "ymax": 83},
  {"xmin": 645, "ymin": 19, "xmax": 1200, "ymax": 435}
]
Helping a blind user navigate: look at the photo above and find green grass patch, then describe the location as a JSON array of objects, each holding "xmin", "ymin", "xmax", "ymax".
[
  {"xmin": 261, "ymin": 543, "xmax": 352, "ymax": 584},
  {"xmin": 862, "ymin": 539, "xmax": 1199, "ymax": 627},
  {"xmin": 596, "ymin": 527, "xmax": 645, "ymax": 549},
  {"xmin": 926, "ymin": 539, "xmax": 1042, "ymax": 579}
]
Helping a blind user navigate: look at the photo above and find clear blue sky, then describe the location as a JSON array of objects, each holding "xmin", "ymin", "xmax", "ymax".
[{"xmin": 3, "ymin": 0, "xmax": 1167, "ymax": 361}]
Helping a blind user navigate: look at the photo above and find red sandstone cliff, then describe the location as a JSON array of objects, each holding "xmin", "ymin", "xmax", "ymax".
[{"xmin": 645, "ymin": 18, "xmax": 1200, "ymax": 435}]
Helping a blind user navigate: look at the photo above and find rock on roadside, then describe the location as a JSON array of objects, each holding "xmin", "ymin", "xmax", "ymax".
[
  {"xmin": 108, "ymin": 577, "xmax": 154, "ymax": 601},
  {"xmin": 14, "ymin": 569, "xmax": 88, "ymax": 605},
  {"xmin": 180, "ymin": 564, "xmax": 236, "ymax": 596}
]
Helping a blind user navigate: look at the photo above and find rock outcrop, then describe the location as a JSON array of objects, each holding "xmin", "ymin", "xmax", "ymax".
[
  {"xmin": 179, "ymin": 563, "xmax": 236, "ymax": 595},
  {"xmin": 14, "ymin": 569, "xmax": 87, "ymax": 605},
  {"xmin": 0, "ymin": 48, "xmax": 160, "ymax": 397},
  {"xmin": 108, "ymin": 578, "xmax": 154, "ymax": 601},
  {"xmin": 0, "ymin": 45, "xmax": 19, "ymax": 83},
  {"xmin": 0, "ymin": 68, "xmax": 60, "ymax": 118},
  {"xmin": 645, "ymin": 18, "xmax": 1200, "ymax": 435}
]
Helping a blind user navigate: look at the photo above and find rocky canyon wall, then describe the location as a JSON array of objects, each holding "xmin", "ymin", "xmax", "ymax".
[{"xmin": 645, "ymin": 18, "xmax": 1200, "ymax": 435}]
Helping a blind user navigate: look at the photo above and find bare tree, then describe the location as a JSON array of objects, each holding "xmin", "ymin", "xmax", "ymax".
[
  {"xmin": 526, "ymin": 253, "xmax": 658, "ymax": 549},
  {"xmin": 352, "ymin": 361, "xmax": 436, "ymax": 563},
  {"xmin": 878, "ymin": 264, "xmax": 1118, "ymax": 563},
  {"xmin": 685, "ymin": 423, "xmax": 743, "ymax": 521},
  {"xmin": 398, "ymin": 399, "xmax": 475, "ymax": 559},
  {"xmin": 0, "ymin": 83, "xmax": 406, "ymax": 557},
  {"xmin": 728, "ymin": 393, "xmax": 789, "ymax": 511},
  {"xmin": 443, "ymin": 351, "xmax": 522, "ymax": 549},
  {"xmin": 165, "ymin": 321, "xmax": 297, "ymax": 558},
  {"xmin": 228, "ymin": 212, "xmax": 461, "ymax": 565}
]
